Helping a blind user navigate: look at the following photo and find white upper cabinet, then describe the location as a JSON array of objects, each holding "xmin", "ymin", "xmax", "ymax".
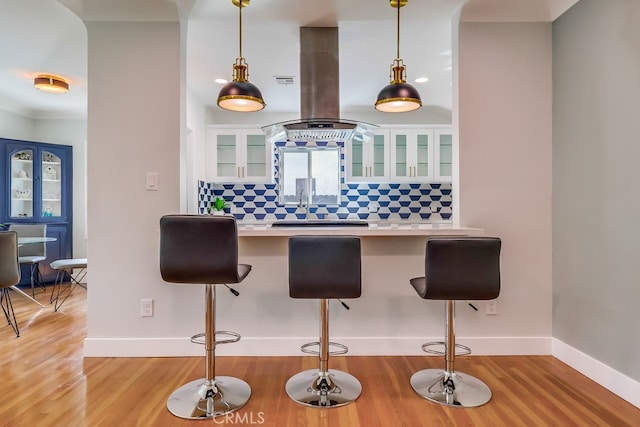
[
  {"xmin": 344, "ymin": 126, "xmax": 452, "ymax": 184},
  {"xmin": 389, "ymin": 129, "xmax": 434, "ymax": 182},
  {"xmin": 345, "ymin": 129, "xmax": 389, "ymax": 182},
  {"xmin": 205, "ymin": 127, "xmax": 272, "ymax": 183},
  {"xmin": 435, "ymin": 128, "xmax": 453, "ymax": 181}
]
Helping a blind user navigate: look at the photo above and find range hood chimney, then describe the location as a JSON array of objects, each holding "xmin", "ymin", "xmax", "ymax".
[{"xmin": 262, "ymin": 27, "xmax": 376, "ymax": 143}]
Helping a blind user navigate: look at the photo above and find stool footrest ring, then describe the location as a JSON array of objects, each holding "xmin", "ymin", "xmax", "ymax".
[
  {"xmin": 190, "ymin": 330, "xmax": 241, "ymax": 346},
  {"xmin": 301, "ymin": 341, "xmax": 348, "ymax": 356},
  {"xmin": 421, "ymin": 341, "xmax": 471, "ymax": 357}
]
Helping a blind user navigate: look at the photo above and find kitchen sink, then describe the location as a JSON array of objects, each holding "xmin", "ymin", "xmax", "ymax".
[{"xmin": 271, "ymin": 220, "xmax": 369, "ymax": 227}]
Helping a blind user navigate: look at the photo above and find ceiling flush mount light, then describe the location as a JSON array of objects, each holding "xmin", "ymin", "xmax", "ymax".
[
  {"xmin": 375, "ymin": 0, "xmax": 422, "ymax": 113},
  {"xmin": 217, "ymin": 0, "xmax": 265, "ymax": 112},
  {"xmin": 34, "ymin": 74, "xmax": 69, "ymax": 93}
]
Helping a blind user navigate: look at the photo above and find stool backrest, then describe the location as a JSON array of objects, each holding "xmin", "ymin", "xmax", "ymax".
[
  {"xmin": 9, "ymin": 223, "xmax": 47, "ymax": 258},
  {"xmin": 424, "ymin": 236, "xmax": 501, "ymax": 300},
  {"xmin": 0, "ymin": 231, "xmax": 21, "ymax": 289},
  {"xmin": 289, "ymin": 236, "xmax": 361, "ymax": 299},
  {"xmin": 159, "ymin": 215, "xmax": 242, "ymax": 284}
]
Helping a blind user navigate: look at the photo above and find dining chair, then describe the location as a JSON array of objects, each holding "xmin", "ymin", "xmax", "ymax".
[
  {"xmin": 9, "ymin": 224, "xmax": 47, "ymax": 298},
  {"xmin": 1, "ymin": 231, "xmax": 22, "ymax": 337}
]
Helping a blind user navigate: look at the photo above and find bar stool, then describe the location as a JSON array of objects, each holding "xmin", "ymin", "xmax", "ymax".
[
  {"xmin": 159, "ymin": 215, "xmax": 251, "ymax": 419},
  {"xmin": 286, "ymin": 235, "xmax": 362, "ymax": 408},
  {"xmin": 409, "ymin": 236, "xmax": 501, "ymax": 407}
]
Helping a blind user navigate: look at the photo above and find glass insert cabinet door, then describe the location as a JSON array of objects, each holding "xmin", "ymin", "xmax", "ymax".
[
  {"xmin": 245, "ymin": 134, "xmax": 267, "ymax": 178},
  {"xmin": 215, "ymin": 134, "xmax": 237, "ymax": 178},
  {"xmin": 206, "ymin": 128, "xmax": 271, "ymax": 183},
  {"xmin": 391, "ymin": 130, "xmax": 433, "ymax": 181},
  {"xmin": 371, "ymin": 133, "xmax": 387, "ymax": 178},
  {"xmin": 7, "ymin": 145, "xmax": 68, "ymax": 221},
  {"xmin": 347, "ymin": 130, "xmax": 388, "ymax": 182},
  {"xmin": 436, "ymin": 130, "xmax": 453, "ymax": 179},
  {"xmin": 41, "ymin": 150, "xmax": 62, "ymax": 218},
  {"xmin": 10, "ymin": 148, "xmax": 34, "ymax": 218}
]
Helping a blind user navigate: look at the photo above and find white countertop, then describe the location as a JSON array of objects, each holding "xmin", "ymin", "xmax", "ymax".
[{"xmin": 237, "ymin": 221, "xmax": 484, "ymax": 237}]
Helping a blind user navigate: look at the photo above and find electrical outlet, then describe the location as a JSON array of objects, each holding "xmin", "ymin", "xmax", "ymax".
[
  {"xmin": 368, "ymin": 203, "xmax": 379, "ymax": 213},
  {"xmin": 485, "ymin": 300, "xmax": 498, "ymax": 316},
  {"xmin": 430, "ymin": 205, "xmax": 439, "ymax": 213},
  {"xmin": 141, "ymin": 299, "xmax": 154, "ymax": 317}
]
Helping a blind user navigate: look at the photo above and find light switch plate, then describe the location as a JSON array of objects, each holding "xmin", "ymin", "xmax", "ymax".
[{"xmin": 146, "ymin": 172, "xmax": 159, "ymax": 191}]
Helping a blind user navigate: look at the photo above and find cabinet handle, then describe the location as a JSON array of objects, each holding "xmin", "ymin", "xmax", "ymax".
[
  {"xmin": 242, "ymin": 167, "xmax": 245, "ymax": 178},
  {"xmin": 237, "ymin": 167, "xmax": 241, "ymax": 178}
]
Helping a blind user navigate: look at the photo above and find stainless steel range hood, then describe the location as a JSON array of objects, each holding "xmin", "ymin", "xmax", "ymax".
[{"xmin": 262, "ymin": 27, "xmax": 377, "ymax": 143}]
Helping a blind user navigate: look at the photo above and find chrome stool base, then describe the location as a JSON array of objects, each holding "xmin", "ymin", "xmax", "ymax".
[
  {"xmin": 286, "ymin": 369, "xmax": 362, "ymax": 408},
  {"xmin": 410, "ymin": 368, "xmax": 491, "ymax": 408},
  {"xmin": 167, "ymin": 376, "xmax": 251, "ymax": 419}
]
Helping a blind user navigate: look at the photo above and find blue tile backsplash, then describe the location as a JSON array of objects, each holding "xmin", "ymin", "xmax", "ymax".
[
  {"xmin": 198, "ymin": 181, "xmax": 452, "ymax": 222},
  {"xmin": 198, "ymin": 141, "xmax": 452, "ymax": 223}
]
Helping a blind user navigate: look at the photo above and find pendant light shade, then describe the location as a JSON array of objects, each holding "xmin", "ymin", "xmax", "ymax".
[
  {"xmin": 217, "ymin": 58, "xmax": 265, "ymax": 112},
  {"xmin": 217, "ymin": 0, "xmax": 265, "ymax": 112},
  {"xmin": 375, "ymin": 0, "xmax": 421, "ymax": 113}
]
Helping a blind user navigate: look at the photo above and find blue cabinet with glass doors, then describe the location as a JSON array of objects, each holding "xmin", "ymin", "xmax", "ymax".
[{"xmin": 0, "ymin": 138, "xmax": 73, "ymax": 285}]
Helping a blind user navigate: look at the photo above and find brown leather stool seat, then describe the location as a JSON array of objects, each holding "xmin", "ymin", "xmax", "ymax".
[
  {"xmin": 410, "ymin": 236, "xmax": 501, "ymax": 407},
  {"xmin": 159, "ymin": 215, "xmax": 251, "ymax": 419},
  {"xmin": 286, "ymin": 235, "xmax": 362, "ymax": 408}
]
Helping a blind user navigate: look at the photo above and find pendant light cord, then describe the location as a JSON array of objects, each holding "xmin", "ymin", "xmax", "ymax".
[
  {"xmin": 396, "ymin": 0, "xmax": 400, "ymax": 60},
  {"xmin": 239, "ymin": 0, "xmax": 243, "ymax": 59}
]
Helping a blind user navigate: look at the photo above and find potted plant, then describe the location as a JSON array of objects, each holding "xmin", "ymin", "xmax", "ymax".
[{"xmin": 208, "ymin": 197, "xmax": 227, "ymax": 216}]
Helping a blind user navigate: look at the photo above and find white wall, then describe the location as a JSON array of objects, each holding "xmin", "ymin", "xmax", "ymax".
[
  {"xmin": 0, "ymin": 108, "xmax": 36, "ymax": 140},
  {"xmin": 458, "ymin": 23, "xmax": 553, "ymax": 337},
  {"xmin": 553, "ymin": 0, "xmax": 640, "ymax": 382},
  {"xmin": 84, "ymin": 21, "xmax": 182, "ymax": 340}
]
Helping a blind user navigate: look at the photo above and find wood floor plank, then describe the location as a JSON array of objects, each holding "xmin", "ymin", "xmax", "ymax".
[{"xmin": 1, "ymin": 287, "xmax": 638, "ymax": 426}]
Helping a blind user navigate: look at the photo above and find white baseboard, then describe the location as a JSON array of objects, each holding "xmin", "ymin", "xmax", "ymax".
[
  {"xmin": 552, "ymin": 338, "xmax": 640, "ymax": 409},
  {"xmin": 83, "ymin": 336, "xmax": 551, "ymax": 357}
]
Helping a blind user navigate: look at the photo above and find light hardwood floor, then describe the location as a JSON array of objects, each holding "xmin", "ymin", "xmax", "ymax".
[{"xmin": 1, "ymin": 286, "xmax": 638, "ymax": 426}]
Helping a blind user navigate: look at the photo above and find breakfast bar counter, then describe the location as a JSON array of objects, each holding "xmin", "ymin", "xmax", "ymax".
[{"xmin": 237, "ymin": 221, "xmax": 483, "ymax": 237}]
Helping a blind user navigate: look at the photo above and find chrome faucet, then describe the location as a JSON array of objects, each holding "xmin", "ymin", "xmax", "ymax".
[{"xmin": 298, "ymin": 189, "xmax": 310, "ymax": 219}]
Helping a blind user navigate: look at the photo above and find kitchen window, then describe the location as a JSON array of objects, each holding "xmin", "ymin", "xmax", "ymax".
[{"xmin": 278, "ymin": 147, "xmax": 341, "ymax": 206}]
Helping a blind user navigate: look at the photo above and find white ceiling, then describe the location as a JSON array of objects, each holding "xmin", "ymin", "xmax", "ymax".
[{"xmin": 0, "ymin": 0, "xmax": 580, "ymax": 121}]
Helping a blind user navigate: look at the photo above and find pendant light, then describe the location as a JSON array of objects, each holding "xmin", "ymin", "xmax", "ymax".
[
  {"xmin": 217, "ymin": 0, "xmax": 265, "ymax": 112},
  {"xmin": 375, "ymin": 0, "xmax": 422, "ymax": 113}
]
